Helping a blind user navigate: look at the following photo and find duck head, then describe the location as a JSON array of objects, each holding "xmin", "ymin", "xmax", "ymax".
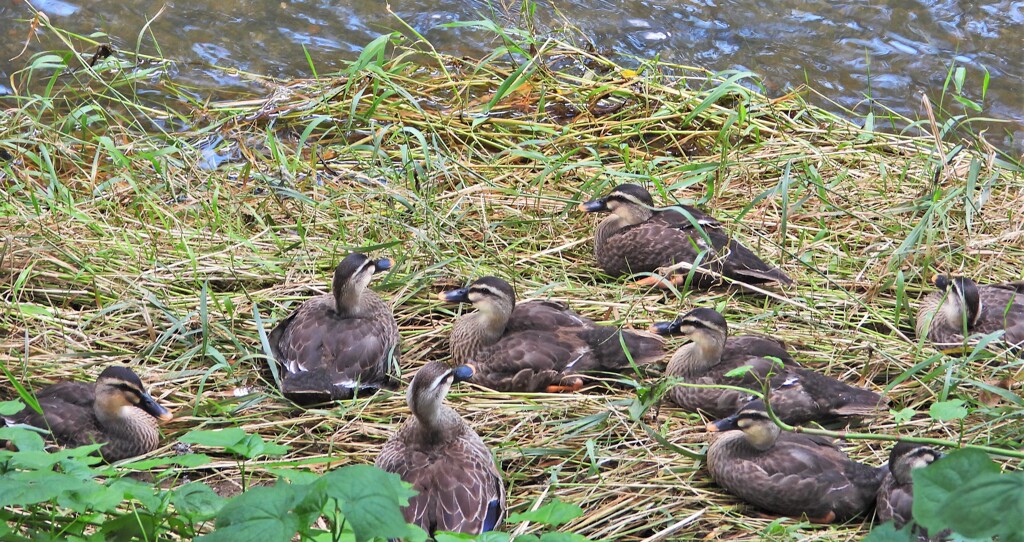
[
  {"xmin": 706, "ymin": 400, "xmax": 780, "ymax": 451},
  {"xmin": 888, "ymin": 440, "xmax": 942, "ymax": 485},
  {"xmin": 94, "ymin": 366, "xmax": 172, "ymax": 424},
  {"xmin": 931, "ymin": 274, "xmax": 982, "ymax": 330},
  {"xmin": 407, "ymin": 361, "xmax": 475, "ymax": 429},
  {"xmin": 333, "ymin": 253, "xmax": 393, "ymax": 312},
  {"xmin": 579, "ymin": 184, "xmax": 656, "ymax": 225}
]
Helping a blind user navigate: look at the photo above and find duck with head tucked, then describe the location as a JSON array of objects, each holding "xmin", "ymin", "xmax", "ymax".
[
  {"xmin": 917, "ymin": 274, "xmax": 1024, "ymax": 353},
  {"xmin": 438, "ymin": 276, "xmax": 664, "ymax": 392},
  {"xmin": 651, "ymin": 307, "xmax": 886, "ymax": 425},
  {"xmin": 3, "ymin": 365, "xmax": 172, "ymax": 462},
  {"xmin": 268, "ymin": 252, "xmax": 400, "ymax": 404},
  {"xmin": 580, "ymin": 183, "xmax": 792, "ymax": 289},
  {"xmin": 705, "ymin": 400, "xmax": 886, "ymax": 523},
  {"xmin": 376, "ymin": 361, "xmax": 505, "ymax": 536},
  {"xmin": 876, "ymin": 441, "xmax": 944, "ymax": 535}
]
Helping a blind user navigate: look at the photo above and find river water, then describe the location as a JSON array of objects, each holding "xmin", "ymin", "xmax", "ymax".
[{"xmin": 2, "ymin": 0, "xmax": 1022, "ymax": 154}]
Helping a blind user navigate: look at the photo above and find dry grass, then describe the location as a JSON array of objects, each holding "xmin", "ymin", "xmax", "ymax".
[{"xmin": 1, "ymin": 25, "xmax": 1022, "ymax": 540}]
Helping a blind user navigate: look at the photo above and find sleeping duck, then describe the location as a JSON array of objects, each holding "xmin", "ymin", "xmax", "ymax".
[
  {"xmin": 579, "ymin": 183, "xmax": 792, "ymax": 289},
  {"xmin": 705, "ymin": 400, "xmax": 885, "ymax": 523},
  {"xmin": 916, "ymin": 274, "xmax": 1024, "ymax": 352},
  {"xmin": 438, "ymin": 276, "xmax": 664, "ymax": 392},
  {"xmin": 876, "ymin": 441, "xmax": 945, "ymax": 536},
  {"xmin": 268, "ymin": 253, "xmax": 400, "ymax": 404},
  {"xmin": 3, "ymin": 365, "xmax": 172, "ymax": 462},
  {"xmin": 651, "ymin": 308, "xmax": 886, "ymax": 425},
  {"xmin": 376, "ymin": 361, "xmax": 505, "ymax": 536}
]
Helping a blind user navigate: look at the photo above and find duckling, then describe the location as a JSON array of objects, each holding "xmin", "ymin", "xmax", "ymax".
[
  {"xmin": 376, "ymin": 361, "xmax": 505, "ymax": 536},
  {"xmin": 579, "ymin": 183, "xmax": 792, "ymax": 289},
  {"xmin": 3, "ymin": 366, "xmax": 172, "ymax": 462},
  {"xmin": 876, "ymin": 441, "xmax": 943, "ymax": 532},
  {"xmin": 705, "ymin": 400, "xmax": 885, "ymax": 523},
  {"xmin": 916, "ymin": 274, "xmax": 1024, "ymax": 352},
  {"xmin": 268, "ymin": 253, "xmax": 400, "ymax": 404},
  {"xmin": 438, "ymin": 276, "xmax": 664, "ymax": 392},
  {"xmin": 651, "ymin": 308, "xmax": 886, "ymax": 424}
]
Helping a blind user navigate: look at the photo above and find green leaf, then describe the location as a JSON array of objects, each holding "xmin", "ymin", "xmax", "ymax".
[
  {"xmin": 938, "ymin": 471, "xmax": 1024, "ymax": 539},
  {"xmin": 0, "ymin": 470, "xmax": 89, "ymax": 506},
  {"xmin": 913, "ymin": 448, "xmax": 1000, "ymax": 534},
  {"xmin": 0, "ymin": 400, "xmax": 24, "ymax": 416},
  {"xmin": 179, "ymin": 428, "xmax": 288, "ymax": 459},
  {"xmin": 0, "ymin": 426, "xmax": 48, "ymax": 452},
  {"xmin": 199, "ymin": 484, "xmax": 310, "ymax": 542},
  {"xmin": 928, "ymin": 399, "xmax": 968, "ymax": 421},
  {"xmin": 121, "ymin": 453, "xmax": 213, "ymax": 469},
  {"xmin": 321, "ymin": 465, "xmax": 419, "ymax": 542},
  {"xmin": 507, "ymin": 499, "xmax": 583, "ymax": 527},
  {"xmin": 862, "ymin": 521, "xmax": 917, "ymax": 542},
  {"xmin": 723, "ymin": 364, "xmax": 754, "ymax": 378},
  {"xmin": 171, "ymin": 482, "xmax": 227, "ymax": 522},
  {"xmin": 890, "ymin": 407, "xmax": 915, "ymax": 424}
]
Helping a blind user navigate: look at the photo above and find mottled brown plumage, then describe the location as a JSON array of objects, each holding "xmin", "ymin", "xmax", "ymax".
[
  {"xmin": 268, "ymin": 253, "xmax": 400, "ymax": 404},
  {"xmin": 705, "ymin": 400, "xmax": 885, "ymax": 522},
  {"xmin": 376, "ymin": 361, "xmax": 505, "ymax": 536},
  {"xmin": 3, "ymin": 366, "xmax": 172, "ymax": 462},
  {"xmin": 438, "ymin": 276, "xmax": 664, "ymax": 392},
  {"xmin": 652, "ymin": 308, "xmax": 886, "ymax": 424},
  {"xmin": 916, "ymin": 274, "xmax": 1024, "ymax": 352},
  {"xmin": 580, "ymin": 184, "xmax": 792, "ymax": 288},
  {"xmin": 877, "ymin": 441, "xmax": 943, "ymax": 535}
]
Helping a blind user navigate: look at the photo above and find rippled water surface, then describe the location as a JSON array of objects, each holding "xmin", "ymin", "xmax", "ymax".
[{"xmin": 2, "ymin": 0, "xmax": 1022, "ymax": 152}]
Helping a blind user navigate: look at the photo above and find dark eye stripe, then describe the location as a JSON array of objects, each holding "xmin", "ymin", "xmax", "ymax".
[{"xmin": 114, "ymin": 383, "xmax": 142, "ymax": 398}]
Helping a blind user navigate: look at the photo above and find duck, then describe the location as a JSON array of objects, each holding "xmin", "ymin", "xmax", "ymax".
[
  {"xmin": 375, "ymin": 361, "xmax": 505, "ymax": 536},
  {"xmin": 651, "ymin": 307, "xmax": 886, "ymax": 424},
  {"xmin": 3, "ymin": 365, "xmax": 172, "ymax": 462},
  {"xmin": 916, "ymin": 274, "xmax": 1024, "ymax": 352},
  {"xmin": 268, "ymin": 252, "xmax": 400, "ymax": 404},
  {"xmin": 437, "ymin": 276, "xmax": 664, "ymax": 392},
  {"xmin": 705, "ymin": 400, "xmax": 886, "ymax": 523},
  {"xmin": 579, "ymin": 183, "xmax": 792, "ymax": 289},
  {"xmin": 876, "ymin": 441, "xmax": 943, "ymax": 533}
]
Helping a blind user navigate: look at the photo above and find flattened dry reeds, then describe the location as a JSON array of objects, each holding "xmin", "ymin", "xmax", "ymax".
[{"xmin": 1, "ymin": 27, "xmax": 1021, "ymax": 540}]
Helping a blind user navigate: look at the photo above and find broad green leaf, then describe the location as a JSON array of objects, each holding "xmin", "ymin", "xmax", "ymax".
[
  {"xmin": 938, "ymin": 471, "xmax": 1024, "ymax": 539},
  {"xmin": 172, "ymin": 482, "xmax": 227, "ymax": 522},
  {"xmin": 0, "ymin": 400, "xmax": 24, "ymax": 415},
  {"xmin": 112, "ymin": 477, "xmax": 166, "ymax": 512},
  {"xmin": 929, "ymin": 399, "xmax": 968, "ymax": 421},
  {"xmin": 321, "ymin": 465, "xmax": 418, "ymax": 542},
  {"xmin": 0, "ymin": 426, "xmax": 48, "ymax": 452},
  {"xmin": 179, "ymin": 428, "xmax": 288, "ymax": 459},
  {"xmin": 913, "ymin": 448, "xmax": 1000, "ymax": 534},
  {"xmin": 0, "ymin": 470, "xmax": 88, "ymax": 506},
  {"xmin": 507, "ymin": 499, "xmax": 583, "ymax": 527},
  {"xmin": 199, "ymin": 484, "xmax": 307, "ymax": 542},
  {"xmin": 724, "ymin": 365, "xmax": 754, "ymax": 378},
  {"xmin": 890, "ymin": 407, "xmax": 915, "ymax": 424},
  {"xmin": 862, "ymin": 521, "xmax": 916, "ymax": 542}
]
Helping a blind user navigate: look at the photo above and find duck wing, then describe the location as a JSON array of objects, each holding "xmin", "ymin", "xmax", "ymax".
[
  {"xmin": 269, "ymin": 295, "xmax": 399, "ymax": 403},
  {"xmin": 6, "ymin": 384, "xmax": 106, "ymax": 450},
  {"xmin": 876, "ymin": 473, "xmax": 914, "ymax": 528},
  {"xmin": 508, "ymin": 300, "xmax": 593, "ymax": 331},
  {"xmin": 712, "ymin": 434, "xmax": 881, "ymax": 521},
  {"xmin": 376, "ymin": 428, "xmax": 505, "ymax": 535},
  {"xmin": 766, "ymin": 367, "xmax": 887, "ymax": 425}
]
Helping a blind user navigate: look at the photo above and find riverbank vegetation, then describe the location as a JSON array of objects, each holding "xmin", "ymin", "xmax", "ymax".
[{"xmin": 2, "ymin": 13, "xmax": 1022, "ymax": 541}]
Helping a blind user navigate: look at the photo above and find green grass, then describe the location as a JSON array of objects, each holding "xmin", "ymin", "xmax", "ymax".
[{"xmin": 1, "ymin": 15, "xmax": 1023, "ymax": 541}]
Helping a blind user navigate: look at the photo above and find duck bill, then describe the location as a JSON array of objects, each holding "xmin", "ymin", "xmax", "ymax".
[
  {"xmin": 931, "ymin": 273, "xmax": 950, "ymax": 290},
  {"xmin": 706, "ymin": 413, "xmax": 740, "ymax": 433},
  {"xmin": 579, "ymin": 198, "xmax": 609, "ymax": 213},
  {"xmin": 140, "ymin": 393, "xmax": 173, "ymax": 422},
  {"xmin": 649, "ymin": 319, "xmax": 682, "ymax": 336},
  {"xmin": 437, "ymin": 287, "xmax": 471, "ymax": 303},
  {"xmin": 374, "ymin": 258, "xmax": 394, "ymax": 273},
  {"xmin": 452, "ymin": 364, "xmax": 475, "ymax": 383}
]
